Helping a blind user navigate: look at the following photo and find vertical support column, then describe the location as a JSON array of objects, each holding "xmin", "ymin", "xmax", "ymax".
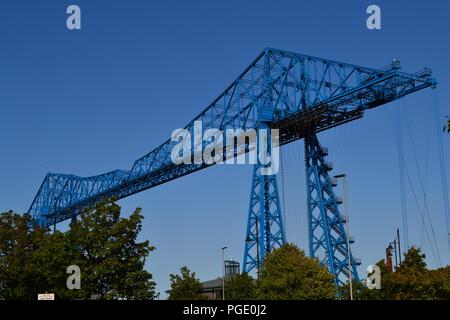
[
  {"xmin": 305, "ymin": 133, "xmax": 360, "ymax": 285},
  {"xmin": 243, "ymin": 48, "xmax": 286, "ymax": 275},
  {"xmin": 243, "ymin": 162, "xmax": 286, "ymax": 274}
]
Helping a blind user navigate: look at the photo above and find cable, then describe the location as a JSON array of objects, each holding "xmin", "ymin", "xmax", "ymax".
[
  {"xmin": 385, "ymin": 106, "xmax": 441, "ymax": 265},
  {"xmin": 393, "ymin": 104, "xmax": 410, "ymax": 250},
  {"xmin": 402, "ymin": 101, "xmax": 441, "ymax": 265},
  {"xmin": 403, "ymin": 156, "xmax": 441, "ymax": 265},
  {"xmin": 419, "ymin": 105, "xmax": 432, "ymax": 247},
  {"xmin": 432, "ymin": 91, "xmax": 450, "ymax": 258}
]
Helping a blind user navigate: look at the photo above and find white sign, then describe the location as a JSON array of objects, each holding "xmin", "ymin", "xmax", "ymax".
[{"xmin": 38, "ymin": 293, "xmax": 55, "ymax": 300}]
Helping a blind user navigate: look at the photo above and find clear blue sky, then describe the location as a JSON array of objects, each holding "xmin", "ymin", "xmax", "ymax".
[{"xmin": 0, "ymin": 0, "xmax": 449, "ymax": 297}]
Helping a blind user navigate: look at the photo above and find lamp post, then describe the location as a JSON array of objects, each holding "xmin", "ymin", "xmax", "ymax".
[
  {"xmin": 334, "ymin": 174, "xmax": 353, "ymax": 300},
  {"xmin": 221, "ymin": 246, "xmax": 227, "ymax": 300}
]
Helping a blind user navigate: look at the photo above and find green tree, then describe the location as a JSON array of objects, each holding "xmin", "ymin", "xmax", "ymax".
[
  {"xmin": 225, "ymin": 273, "xmax": 256, "ymax": 300},
  {"xmin": 257, "ymin": 244, "xmax": 336, "ymax": 299},
  {"xmin": 338, "ymin": 259, "xmax": 397, "ymax": 300},
  {"xmin": 168, "ymin": 266, "xmax": 207, "ymax": 300},
  {"xmin": 0, "ymin": 199, "xmax": 156, "ymax": 300},
  {"xmin": 397, "ymin": 246, "xmax": 426, "ymax": 271},
  {"xmin": 0, "ymin": 211, "xmax": 46, "ymax": 300},
  {"xmin": 428, "ymin": 266, "xmax": 450, "ymax": 299},
  {"xmin": 385, "ymin": 247, "xmax": 437, "ymax": 300},
  {"xmin": 355, "ymin": 247, "xmax": 450, "ymax": 300},
  {"xmin": 68, "ymin": 199, "xmax": 156, "ymax": 299},
  {"xmin": 337, "ymin": 279, "xmax": 371, "ymax": 300},
  {"xmin": 31, "ymin": 230, "xmax": 84, "ymax": 299}
]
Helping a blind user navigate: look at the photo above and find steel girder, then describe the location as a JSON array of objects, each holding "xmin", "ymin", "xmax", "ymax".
[
  {"xmin": 29, "ymin": 47, "xmax": 435, "ymax": 232},
  {"xmin": 305, "ymin": 134, "xmax": 360, "ymax": 285},
  {"xmin": 242, "ymin": 52, "xmax": 286, "ymax": 275},
  {"xmin": 242, "ymin": 162, "xmax": 286, "ymax": 274}
]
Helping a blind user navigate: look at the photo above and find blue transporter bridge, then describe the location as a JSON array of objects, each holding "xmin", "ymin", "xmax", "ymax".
[{"xmin": 28, "ymin": 48, "xmax": 436, "ymax": 286}]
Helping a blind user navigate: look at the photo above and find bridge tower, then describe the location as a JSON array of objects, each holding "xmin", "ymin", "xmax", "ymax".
[
  {"xmin": 243, "ymin": 50, "xmax": 287, "ymax": 274},
  {"xmin": 243, "ymin": 49, "xmax": 359, "ymax": 283},
  {"xmin": 305, "ymin": 134, "xmax": 360, "ymax": 285},
  {"xmin": 242, "ymin": 162, "xmax": 286, "ymax": 275}
]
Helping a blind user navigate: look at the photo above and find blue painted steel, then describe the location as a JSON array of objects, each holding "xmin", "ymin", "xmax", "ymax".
[
  {"xmin": 28, "ymin": 48, "xmax": 436, "ymax": 284},
  {"xmin": 305, "ymin": 134, "xmax": 360, "ymax": 285},
  {"xmin": 243, "ymin": 51, "xmax": 286, "ymax": 274},
  {"xmin": 242, "ymin": 162, "xmax": 286, "ymax": 275}
]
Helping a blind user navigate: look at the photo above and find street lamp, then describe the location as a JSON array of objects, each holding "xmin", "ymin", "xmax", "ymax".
[
  {"xmin": 221, "ymin": 246, "xmax": 227, "ymax": 300},
  {"xmin": 334, "ymin": 174, "xmax": 353, "ymax": 300}
]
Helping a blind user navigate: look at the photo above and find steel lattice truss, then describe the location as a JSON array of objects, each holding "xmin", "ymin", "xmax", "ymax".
[
  {"xmin": 243, "ymin": 154, "xmax": 286, "ymax": 274},
  {"xmin": 28, "ymin": 48, "xmax": 435, "ymax": 283},
  {"xmin": 305, "ymin": 134, "xmax": 360, "ymax": 285}
]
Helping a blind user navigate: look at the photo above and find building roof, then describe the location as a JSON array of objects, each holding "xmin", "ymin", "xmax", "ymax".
[
  {"xmin": 202, "ymin": 277, "xmax": 223, "ymax": 290},
  {"xmin": 166, "ymin": 275, "xmax": 239, "ymax": 294}
]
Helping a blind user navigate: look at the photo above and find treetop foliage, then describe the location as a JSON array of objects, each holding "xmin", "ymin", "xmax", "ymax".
[
  {"xmin": 257, "ymin": 243, "xmax": 337, "ymax": 300},
  {"xmin": 168, "ymin": 266, "xmax": 207, "ymax": 300},
  {"xmin": 0, "ymin": 199, "xmax": 156, "ymax": 300}
]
